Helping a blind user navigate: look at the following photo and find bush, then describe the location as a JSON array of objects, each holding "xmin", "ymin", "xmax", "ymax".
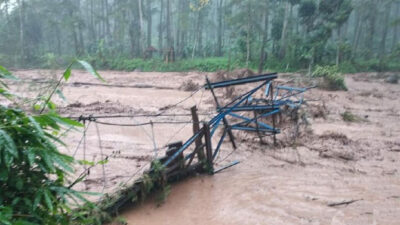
[
  {"xmin": 385, "ymin": 74, "xmax": 399, "ymax": 84},
  {"xmin": 338, "ymin": 61, "xmax": 357, "ymax": 74},
  {"xmin": 341, "ymin": 111, "xmax": 357, "ymax": 122},
  {"xmin": 105, "ymin": 57, "xmax": 240, "ymax": 72},
  {"xmin": 0, "ymin": 63, "xmax": 104, "ymax": 225},
  {"xmin": 341, "ymin": 111, "xmax": 365, "ymax": 123},
  {"xmin": 0, "ymin": 107, "xmax": 83, "ymax": 224},
  {"xmin": 312, "ymin": 65, "xmax": 347, "ymax": 91}
]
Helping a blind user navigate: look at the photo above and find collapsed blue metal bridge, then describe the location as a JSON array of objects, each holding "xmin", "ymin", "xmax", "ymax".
[
  {"xmin": 99, "ymin": 72, "xmax": 312, "ymax": 214},
  {"xmin": 163, "ymin": 72, "xmax": 311, "ymax": 171}
]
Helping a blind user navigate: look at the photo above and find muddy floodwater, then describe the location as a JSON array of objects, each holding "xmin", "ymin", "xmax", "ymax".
[
  {"xmin": 7, "ymin": 70, "xmax": 400, "ymax": 225},
  {"xmin": 122, "ymin": 156, "xmax": 400, "ymax": 225}
]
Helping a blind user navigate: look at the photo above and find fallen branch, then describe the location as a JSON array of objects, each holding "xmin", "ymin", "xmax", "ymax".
[
  {"xmin": 23, "ymin": 79, "xmax": 175, "ymax": 90},
  {"xmin": 327, "ymin": 199, "xmax": 363, "ymax": 207}
]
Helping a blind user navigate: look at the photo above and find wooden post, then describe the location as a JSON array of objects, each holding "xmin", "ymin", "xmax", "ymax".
[
  {"xmin": 253, "ymin": 109, "xmax": 265, "ymax": 144},
  {"xmin": 203, "ymin": 123, "xmax": 214, "ymax": 174},
  {"xmin": 191, "ymin": 106, "xmax": 205, "ymax": 161}
]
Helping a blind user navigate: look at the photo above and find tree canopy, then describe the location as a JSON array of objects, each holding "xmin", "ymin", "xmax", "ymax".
[{"xmin": 0, "ymin": 0, "xmax": 399, "ymax": 72}]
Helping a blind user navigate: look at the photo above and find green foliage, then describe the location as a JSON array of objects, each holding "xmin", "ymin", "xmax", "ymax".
[
  {"xmin": 113, "ymin": 217, "xmax": 128, "ymax": 225},
  {"xmin": 319, "ymin": 0, "xmax": 353, "ymax": 25},
  {"xmin": 0, "ymin": 0, "xmax": 398, "ymax": 74},
  {"xmin": 41, "ymin": 53, "xmax": 58, "ymax": 69},
  {"xmin": 299, "ymin": 0, "xmax": 317, "ymax": 28},
  {"xmin": 312, "ymin": 65, "xmax": 347, "ymax": 91},
  {"xmin": 0, "ymin": 106, "xmax": 85, "ymax": 224},
  {"xmin": 156, "ymin": 185, "xmax": 171, "ymax": 206},
  {"xmin": 149, "ymin": 160, "xmax": 171, "ymax": 206},
  {"xmin": 352, "ymin": 57, "xmax": 400, "ymax": 72},
  {"xmin": 341, "ymin": 111, "xmax": 362, "ymax": 122},
  {"xmin": 271, "ymin": 14, "xmax": 284, "ymax": 41},
  {"xmin": 104, "ymin": 57, "xmax": 245, "ymax": 72},
  {"xmin": 76, "ymin": 60, "xmax": 105, "ymax": 82},
  {"xmin": 338, "ymin": 61, "xmax": 357, "ymax": 74},
  {"xmin": 0, "ymin": 64, "xmax": 104, "ymax": 225}
]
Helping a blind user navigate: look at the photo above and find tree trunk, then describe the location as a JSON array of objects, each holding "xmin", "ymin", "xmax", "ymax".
[
  {"xmin": 72, "ymin": 25, "xmax": 79, "ymax": 55},
  {"xmin": 166, "ymin": 0, "xmax": 172, "ymax": 48},
  {"xmin": 175, "ymin": 0, "xmax": 183, "ymax": 57},
  {"xmin": 55, "ymin": 25, "xmax": 62, "ymax": 55},
  {"xmin": 89, "ymin": 0, "xmax": 96, "ymax": 42},
  {"xmin": 279, "ymin": 1, "xmax": 290, "ymax": 59},
  {"xmin": 308, "ymin": 49, "xmax": 315, "ymax": 76},
  {"xmin": 392, "ymin": 2, "xmax": 400, "ymax": 50},
  {"xmin": 192, "ymin": 9, "xmax": 202, "ymax": 58},
  {"xmin": 366, "ymin": 0, "xmax": 377, "ymax": 58},
  {"xmin": 177, "ymin": 0, "xmax": 188, "ymax": 58},
  {"xmin": 147, "ymin": 0, "xmax": 152, "ymax": 48},
  {"xmin": 246, "ymin": 1, "xmax": 251, "ymax": 68},
  {"xmin": 17, "ymin": 0, "xmax": 24, "ymax": 63},
  {"xmin": 4, "ymin": 0, "xmax": 9, "ymax": 23},
  {"xmin": 138, "ymin": 0, "xmax": 144, "ymax": 56},
  {"xmin": 105, "ymin": 0, "xmax": 111, "ymax": 43},
  {"xmin": 100, "ymin": 0, "xmax": 105, "ymax": 38},
  {"xmin": 128, "ymin": 1, "xmax": 138, "ymax": 57},
  {"xmin": 217, "ymin": 0, "xmax": 224, "ymax": 57},
  {"xmin": 258, "ymin": 5, "xmax": 269, "ymax": 74},
  {"xmin": 129, "ymin": 24, "xmax": 136, "ymax": 57},
  {"xmin": 336, "ymin": 26, "xmax": 341, "ymax": 66},
  {"xmin": 379, "ymin": 0, "xmax": 391, "ymax": 63},
  {"xmin": 77, "ymin": 0, "xmax": 85, "ymax": 54},
  {"xmin": 165, "ymin": 0, "xmax": 175, "ymax": 62},
  {"xmin": 78, "ymin": 23, "xmax": 85, "ymax": 55},
  {"xmin": 352, "ymin": 10, "xmax": 362, "ymax": 59},
  {"xmin": 158, "ymin": 0, "xmax": 164, "ymax": 55},
  {"xmin": 198, "ymin": 10, "xmax": 204, "ymax": 57}
]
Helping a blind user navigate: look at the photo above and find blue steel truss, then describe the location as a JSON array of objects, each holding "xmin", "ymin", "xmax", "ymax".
[{"xmin": 164, "ymin": 73, "xmax": 311, "ymax": 169}]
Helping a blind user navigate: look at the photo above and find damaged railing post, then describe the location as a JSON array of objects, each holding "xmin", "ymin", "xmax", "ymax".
[
  {"xmin": 203, "ymin": 122, "xmax": 214, "ymax": 174},
  {"xmin": 191, "ymin": 106, "xmax": 205, "ymax": 161}
]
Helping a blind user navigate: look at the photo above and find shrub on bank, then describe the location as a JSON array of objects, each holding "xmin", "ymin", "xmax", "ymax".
[
  {"xmin": 105, "ymin": 57, "xmax": 245, "ymax": 72},
  {"xmin": 312, "ymin": 65, "xmax": 347, "ymax": 91}
]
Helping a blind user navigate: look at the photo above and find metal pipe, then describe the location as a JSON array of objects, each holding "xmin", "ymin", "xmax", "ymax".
[{"xmin": 205, "ymin": 73, "xmax": 277, "ymax": 89}]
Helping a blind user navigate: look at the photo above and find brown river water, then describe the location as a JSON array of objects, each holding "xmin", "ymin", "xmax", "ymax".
[
  {"xmin": 121, "ymin": 150, "xmax": 400, "ymax": 225},
  {"xmin": 7, "ymin": 70, "xmax": 400, "ymax": 225}
]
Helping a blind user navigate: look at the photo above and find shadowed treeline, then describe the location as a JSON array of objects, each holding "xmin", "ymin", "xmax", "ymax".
[{"xmin": 0, "ymin": 0, "xmax": 399, "ymax": 72}]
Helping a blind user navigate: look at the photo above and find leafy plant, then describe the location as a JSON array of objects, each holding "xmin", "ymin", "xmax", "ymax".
[
  {"xmin": 113, "ymin": 216, "xmax": 128, "ymax": 225},
  {"xmin": 100, "ymin": 57, "xmax": 244, "ymax": 72},
  {"xmin": 341, "ymin": 111, "xmax": 362, "ymax": 122},
  {"xmin": 38, "ymin": 59, "xmax": 104, "ymax": 114},
  {"xmin": 0, "ymin": 63, "xmax": 103, "ymax": 224},
  {"xmin": 312, "ymin": 65, "xmax": 347, "ymax": 91}
]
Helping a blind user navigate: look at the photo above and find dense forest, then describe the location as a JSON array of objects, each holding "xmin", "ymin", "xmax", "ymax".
[
  {"xmin": 0, "ymin": 1, "xmax": 400, "ymax": 225},
  {"xmin": 0, "ymin": 0, "xmax": 399, "ymax": 72}
]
